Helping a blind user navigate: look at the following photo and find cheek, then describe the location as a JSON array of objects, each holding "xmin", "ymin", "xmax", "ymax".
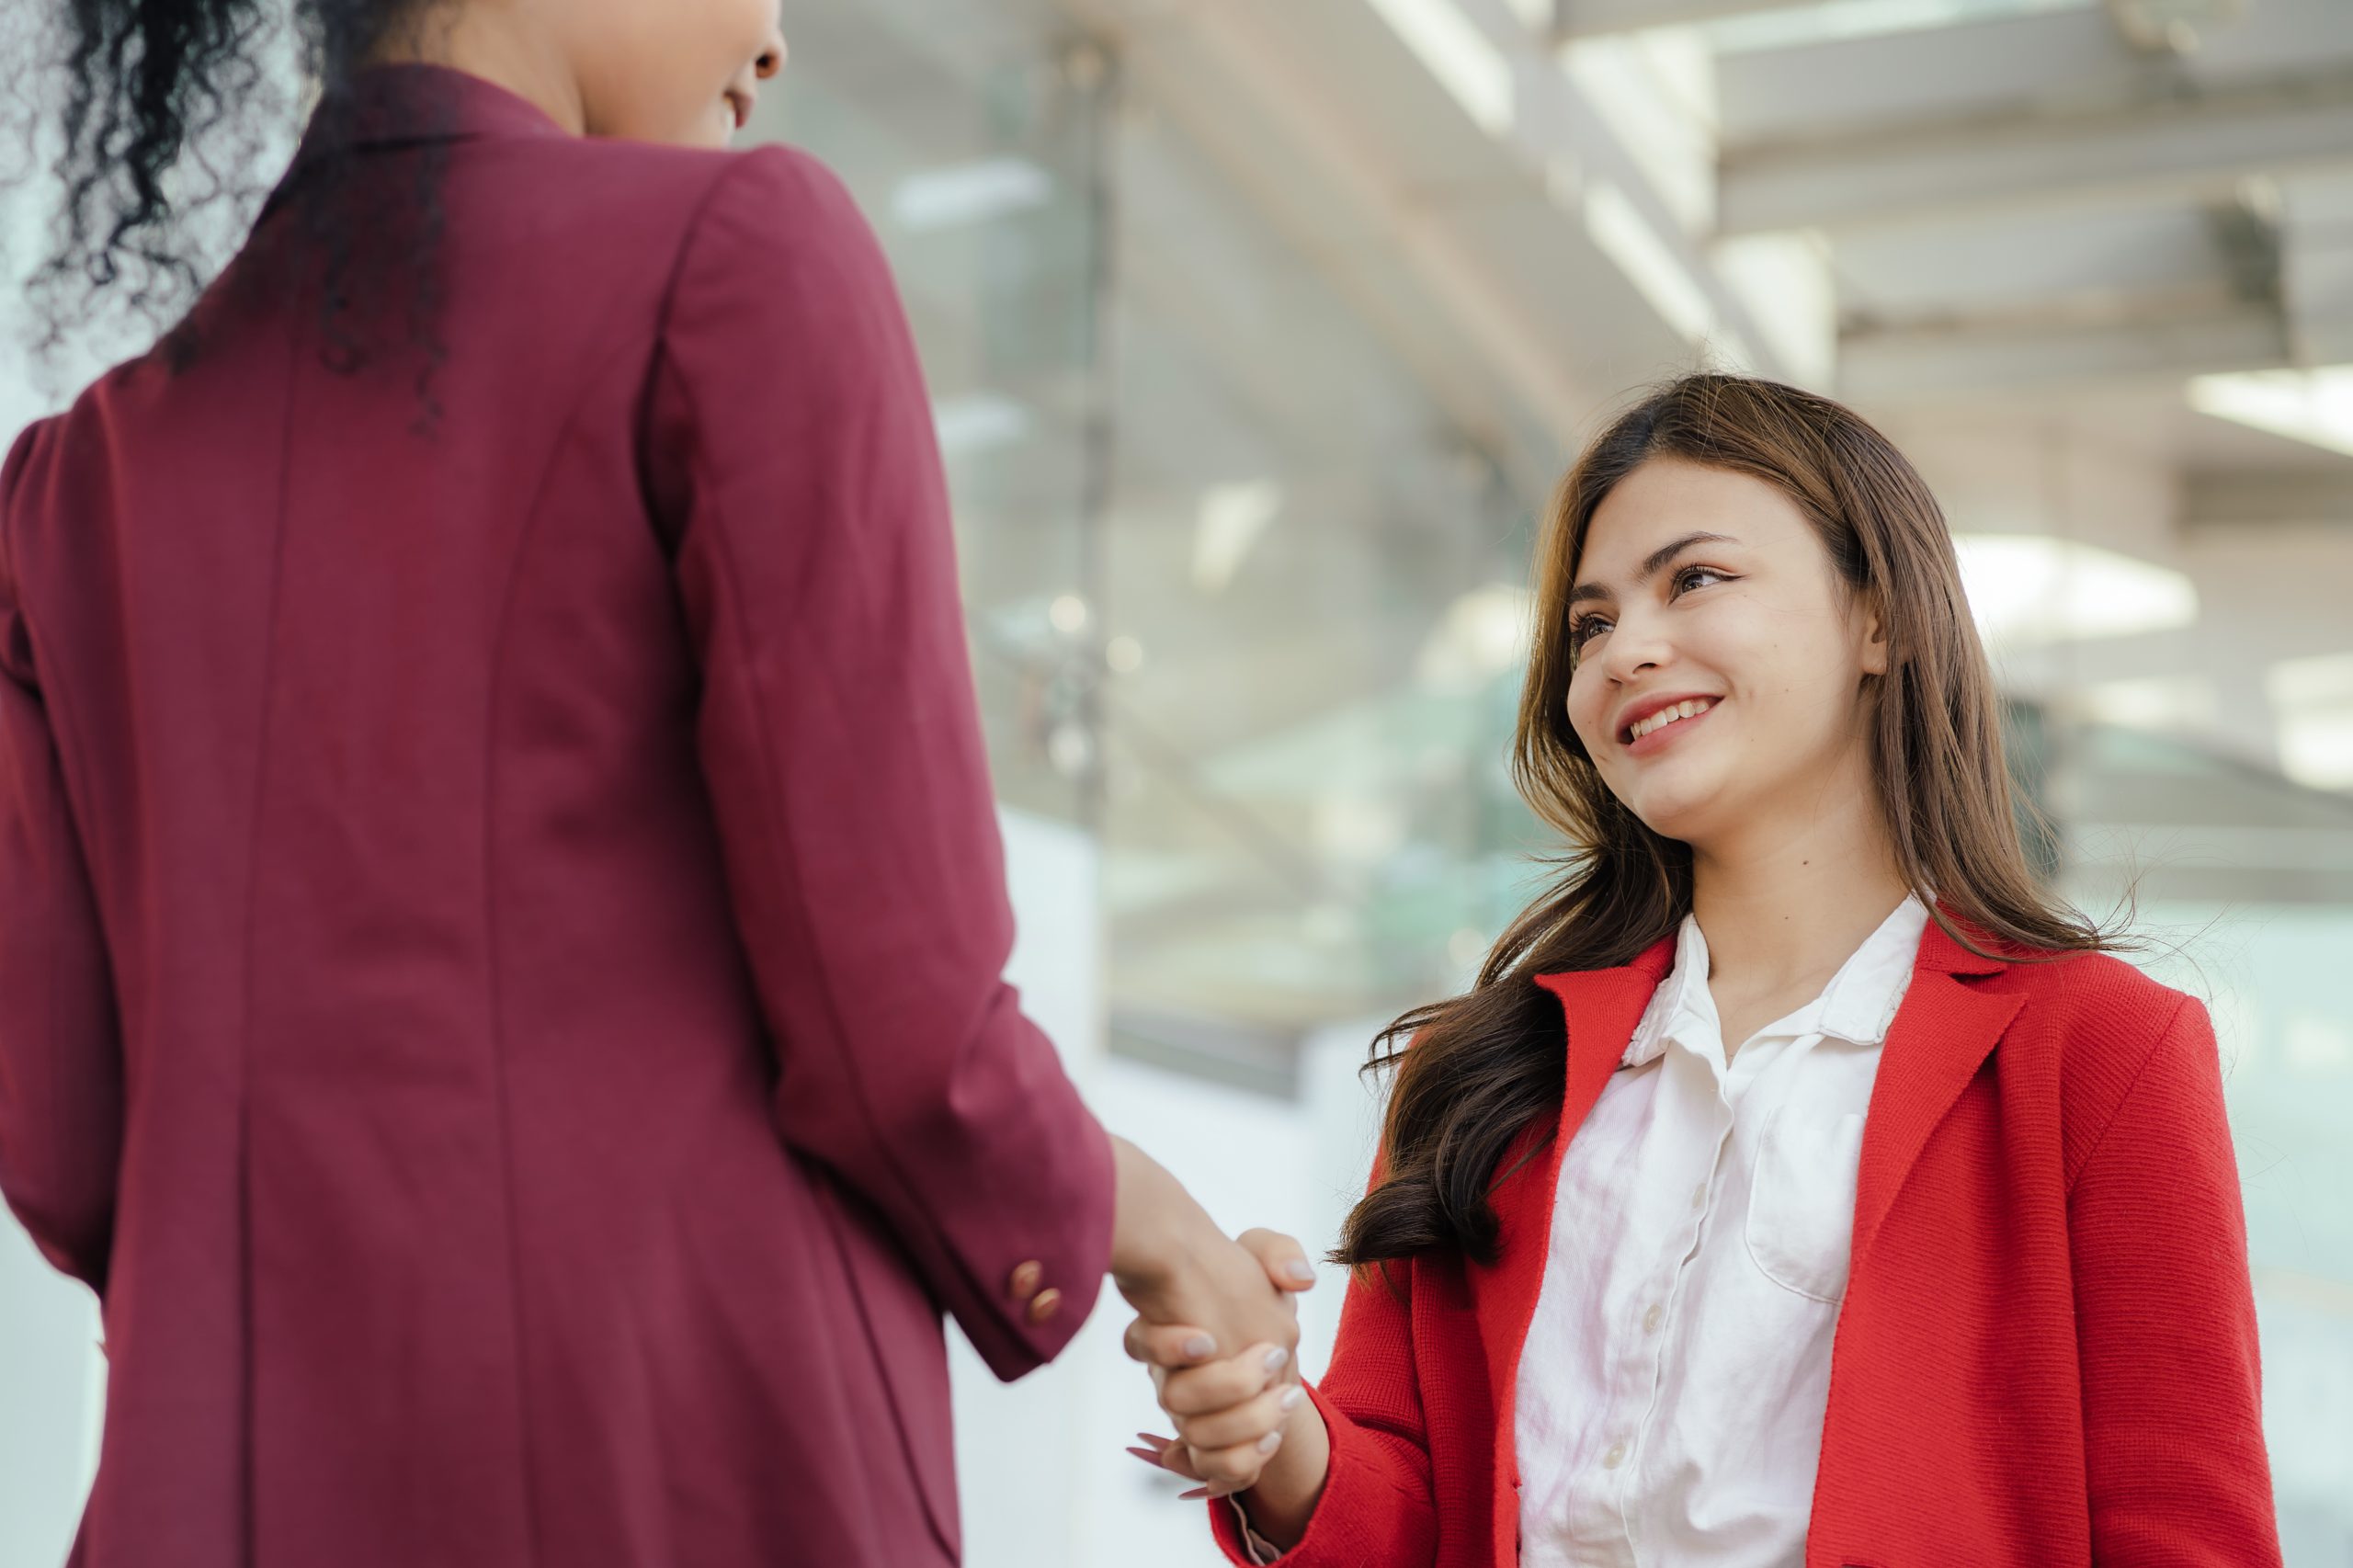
[
  {"xmin": 581, "ymin": 14, "xmax": 745, "ymax": 142},
  {"xmin": 1563, "ymin": 665, "xmax": 1608, "ymax": 751}
]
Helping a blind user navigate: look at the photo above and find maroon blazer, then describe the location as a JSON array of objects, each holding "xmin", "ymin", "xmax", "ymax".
[{"xmin": 0, "ymin": 63, "xmax": 1112, "ymax": 1568}]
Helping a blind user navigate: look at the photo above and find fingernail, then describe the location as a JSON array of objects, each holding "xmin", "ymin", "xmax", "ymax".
[
  {"xmin": 1279, "ymin": 1386, "xmax": 1303, "ymax": 1411},
  {"xmin": 1284, "ymin": 1260, "xmax": 1315, "ymax": 1285},
  {"xmin": 1125, "ymin": 1447, "xmax": 1165, "ymax": 1466},
  {"xmin": 1183, "ymin": 1335, "xmax": 1215, "ymax": 1358},
  {"xmin": 1257, "ymin": 1429, "xmax": 1284, "ymax": 1455},
  {"xmin": 1263, "ymin": 1346, "xmax": 1290, "ymax": 1373},
  {"xmin": 1179, "ymin": 1487, "xmax": 1210, "ymax": 1502},
  {"xmin": 1135, "ymin": 1432, "xmax": 1168, "ymax": 1449}
]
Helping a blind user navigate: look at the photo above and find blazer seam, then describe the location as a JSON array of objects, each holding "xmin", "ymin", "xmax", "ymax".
[
  {"xmin": 2063, "ymin": 992, "xmax": 2194, "ymax": 1197},
  {"xmin": 478, "ymin": 319, "xmax": 665, "ymax": 1568},
  {"xmin": 631, "ymin": 154, "xmax": 754, "ymax": 546},
  {"xmin": 234, "ymin": 306, "xmax": 307, "ymax": 1563}
]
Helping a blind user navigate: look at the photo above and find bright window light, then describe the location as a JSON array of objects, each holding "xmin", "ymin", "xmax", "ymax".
[
  {"xmin": 1583, "ymin": 178, "xmax": 1719, "ymax": 347},
  {"xmin": 932, "ymin": 392, "xmax": 1033, "ymax": 456},
  {"xmin": 1709, "ymin": 0, "xmax": 2092, "ymax": 54},
  {"xmin": 1366, "ymin": 0, "xmax": 1515, "ymax": 136},
  {"xmin": 1950, "ymin": 534, "xmax": 2199, "ymax": 646},
  {"xmin": 1561, "ymin": 31, "xmax": 1717, "ymax": 233},
  {"xmin": 2267, "ymin": 653, "xmax": 2353, "ymax": 790},
  {"xmin": 891, "ymin": 157, "xmax": 1053, "ymax": 233},
  {"xmin": 2186, "ymin": 365, "xmax": 2353, "ymax": 459},
  {"xmin": 1415, "ymin": 582, "xmax": 1534, "ymax": 692},
  {"xmin": 1193, "ymin": 481, "xmax": 1283, "ymax": 594},
  {"xmin": 2279, "ymin": 713, "xmax": 2353, "ymax": 791},
  {"xmin": 2074, "ymin": 675, "xmax": 2216, "ymax": 733}
]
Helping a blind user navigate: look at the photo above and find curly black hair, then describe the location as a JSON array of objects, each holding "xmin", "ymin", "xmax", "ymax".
[{"xmin": 12, "ymin": 0, "xmax": 454, "ymax": 400}]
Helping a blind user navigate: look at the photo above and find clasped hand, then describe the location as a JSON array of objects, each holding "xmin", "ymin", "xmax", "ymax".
[{"xmin": 1120, "ymin": 1228, "xmax": 1317, "ymax": 1502}]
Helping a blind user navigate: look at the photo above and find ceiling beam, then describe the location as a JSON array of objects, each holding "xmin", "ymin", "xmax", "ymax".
[
  {"xmin": 2283, "ymin": 171, "xmax": 2353, "ymax": 364},
  {"xmin": 1839, "ymin": 304, "xmax": 2286, "ymax": 403},
  {"xmin": 1721, "ymin": 66, "xmax": 2353, "ymax": 234},
  {"xmin": 2187, "ymin": 471, "xmax": 2353, "ymax": 528},
  {"xmin": 1552, "ymin": 0, "xmax": 1813, "ymax": 38}
]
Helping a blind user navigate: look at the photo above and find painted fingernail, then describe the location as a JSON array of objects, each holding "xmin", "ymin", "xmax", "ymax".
[
  {"xmin": 1126, "ymin": 1447, "xmax": 1165, "ymax": 1466},
  {"xmin": 1283, "ymin": 1260, "xmax": 1315, "ymax": 1285},
  {"xmin": 1257, "ymin": 1429, "xmax": 1285, "ymax": 1455},
  {"xmin": 1179, "ymin": 1487, "xmax": 1211, "ymax": 1501},
  {"xmin": 1263, "ymin": 1346, "xmax": 1290, "ymax": 1373},
  {"xmin": 1183, "ymin": 1335, "xmax": 1215, "ymax": 1358},
  {"xmin": 1135, "ymin": 1432, "xmax": 1168, "ymax": 1449},
  {"xmin": 1279, "ymin": 1386, "xmax": 1303, "ymax": 1411}
]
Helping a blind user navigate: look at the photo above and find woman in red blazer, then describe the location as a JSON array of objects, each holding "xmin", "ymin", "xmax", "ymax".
[
  {"xmin": 1129, "ymin": 376, "xmax": 2281, "ymax": 1567},
  {"xmin": 0, "ymin": 6, "xmax": 1298, "ymax": 1567}
]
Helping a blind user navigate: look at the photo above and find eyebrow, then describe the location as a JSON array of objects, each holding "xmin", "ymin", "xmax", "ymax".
[{"xmin": 1568, "ymin": 530, "xmax": 1739, "ymax": 606}]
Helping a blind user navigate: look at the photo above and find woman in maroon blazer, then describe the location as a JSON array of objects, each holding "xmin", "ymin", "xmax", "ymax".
[
  {"xmin": 1128, "ymin": 378, "xmax": 2283, "ymax": 1566},
  {"xmin": 0, "ymin": 4, "xmax": 1299, "ymax": 1566}
]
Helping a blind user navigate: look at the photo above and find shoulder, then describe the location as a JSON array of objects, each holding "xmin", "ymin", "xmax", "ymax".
[
  {"xmin": 486, "ymin": 136, "xmax": 870, "ymax": 292},
  {"xmin": 1984, "ymin": 946, "xmax": 2213, "ymax": 1176},
  {"xmin": 666, "ymin": 143, "xmax": 883, "ymax": 290},
  {"xmin": 1989, "ymin": 944, "xmax": 2190, "ymax": 1028},
  {"xmin": 2, "ymin": 414, "xmax": 63, "ymax": 576},
  {"xmin": 652, "ymin": 143, "xmax": 901, "ymax": 358}
]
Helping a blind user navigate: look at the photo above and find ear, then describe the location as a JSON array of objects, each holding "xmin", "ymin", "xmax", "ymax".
[{"xmin": 1858, "ymin": 596, "xmax": 1890, "ymax": 677}]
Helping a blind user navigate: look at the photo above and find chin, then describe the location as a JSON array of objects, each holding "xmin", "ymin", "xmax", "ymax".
[{"xmin": 1618, "ymin": 772, "xmax": 1736, "ymax": 847}]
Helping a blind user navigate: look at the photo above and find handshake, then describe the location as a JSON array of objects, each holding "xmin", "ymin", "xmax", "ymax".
[{"xmin": 1105, "ymin": 1138, "xmax": 1332, "ymax": 1546}]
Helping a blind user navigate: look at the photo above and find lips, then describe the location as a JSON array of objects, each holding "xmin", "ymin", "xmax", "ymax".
[{"xmin": 1618, "ymin": 694, "xmax": 1719, "ymax": 747}]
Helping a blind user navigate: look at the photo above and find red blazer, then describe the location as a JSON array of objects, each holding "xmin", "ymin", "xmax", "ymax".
[
  {"xmin": 1214, "ymin": 921, "xmax": 2280, "ymax": 1567},
  {"xmin": 0, "ymin": 64, "xmax": 1110, "ymax": 1568}
]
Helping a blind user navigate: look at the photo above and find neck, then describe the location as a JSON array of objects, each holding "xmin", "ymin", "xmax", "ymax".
[
  {"xmin": 365, "ymin": 10, "xmax": 585, "ymax": 135},
  {"xmin": 1686, "ymin": 757, "xmax": 1911, "ymax": 992}
]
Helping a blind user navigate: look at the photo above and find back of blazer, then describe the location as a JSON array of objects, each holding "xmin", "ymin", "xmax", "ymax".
[{"xmin": 0, "ymin": 62, "xmax": 1113, "ymax": 1568}]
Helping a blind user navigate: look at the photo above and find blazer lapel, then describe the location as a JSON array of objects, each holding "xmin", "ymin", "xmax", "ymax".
[
  {"xmin": 1850, "ymin": 916, "xmax": 2022, "ymax": 1267},
  {"xmin": 1470, "ymin": 941, "xmax": 1674, "ymax": 1497}
]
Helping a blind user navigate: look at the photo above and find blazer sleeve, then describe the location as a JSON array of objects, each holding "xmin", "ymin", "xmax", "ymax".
[
  {"xmin": 0, "ymin": 421, "xmax": 126, "ymax": 1296},
  {"xmin": 1210, "ymin": 1176, "xmax": 1439, "ymax": 1565},
  {"xmin": 640, "ymin": 145, "xmax": 1114, "ymax": 1381},
  {"xmin": 2067, "ymin": 995, "xmax": 2282, "ymax": 1567}
]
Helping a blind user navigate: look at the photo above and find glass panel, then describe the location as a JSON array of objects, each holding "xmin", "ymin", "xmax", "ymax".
[
  {"xmin": 770, "ymin": 0, "xmax": 1105, "ymax": 826},
  {"xmin": 1097, "ymin": 98, "xmax": 1549, "ymax": 1039},
  {"xmin": 2056, "ymin": 719, "xmax": 2353, "ymax": 1558}
]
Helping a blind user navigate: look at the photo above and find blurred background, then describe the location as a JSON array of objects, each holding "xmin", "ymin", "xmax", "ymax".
[{"xmin": 4, "ymin": 0, "xmax": 2352, "ymax": 1563}]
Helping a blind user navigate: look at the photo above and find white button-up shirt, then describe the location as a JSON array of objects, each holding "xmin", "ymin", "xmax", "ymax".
[{"xmin": 1513, "ymin": 895, "xmax": 1929, "ymax": 1568}]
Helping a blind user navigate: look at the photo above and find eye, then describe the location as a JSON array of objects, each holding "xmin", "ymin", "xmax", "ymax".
[
  {"xmin": 1568, "ymin": 612, "xmax": 1612, "ymax": 653},
  {"xmin": 1671, "ymin": 563, "xmax": 1732, "ymax": 596}
]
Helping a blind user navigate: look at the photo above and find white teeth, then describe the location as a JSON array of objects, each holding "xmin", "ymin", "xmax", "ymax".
[{"xmin": 1627, "ymin": 698, "xmax": 1715, "ymax": 743}]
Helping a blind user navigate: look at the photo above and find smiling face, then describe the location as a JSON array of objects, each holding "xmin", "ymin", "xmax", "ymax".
[
  {"xmin": 1562, "ymin": 458, "xmax": 1888, "ymax": 853},
  {"xmin": 563, "ymin": 0, "xmax": 787, "ymax": 148}
]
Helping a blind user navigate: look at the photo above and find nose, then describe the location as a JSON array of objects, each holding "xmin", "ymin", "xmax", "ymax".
[{"xmin": 1593, "ymin": 607, "xmax": 1672, "ymax": 687}]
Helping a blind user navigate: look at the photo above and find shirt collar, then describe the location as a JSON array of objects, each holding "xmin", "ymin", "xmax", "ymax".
[{"xmin": 1620, "ymin": 894, "xmax": 1932, "ymax": 1068}]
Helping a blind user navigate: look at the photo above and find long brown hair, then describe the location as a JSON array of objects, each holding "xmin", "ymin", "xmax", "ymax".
[{"xmin": 1336, "ymin": 373, "xmax": 2113, "ymax": 1269}]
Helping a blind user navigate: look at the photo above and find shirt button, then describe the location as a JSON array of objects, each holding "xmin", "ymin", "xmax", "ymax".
[
  {"xmin": 1027, "ymin": 1287, "xmax": 1063, "ymax": 1325},
  {"xmin": 1643, "ymin": 1303, "xmax": 1664, "ymax": 1335},
  {"xmin": 1602, "ymin": 1441, "xmax": 1628, "ymax": 1471},
  {"xmin": 1007, "ymin": 1260, "xmax": 1043, "ymax": 1300}
]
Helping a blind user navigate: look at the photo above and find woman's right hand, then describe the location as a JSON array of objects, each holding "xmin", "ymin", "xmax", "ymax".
[{"xmin": 1124, "ymin": 1229, "xmax": 1335, "ymax": 1539}]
